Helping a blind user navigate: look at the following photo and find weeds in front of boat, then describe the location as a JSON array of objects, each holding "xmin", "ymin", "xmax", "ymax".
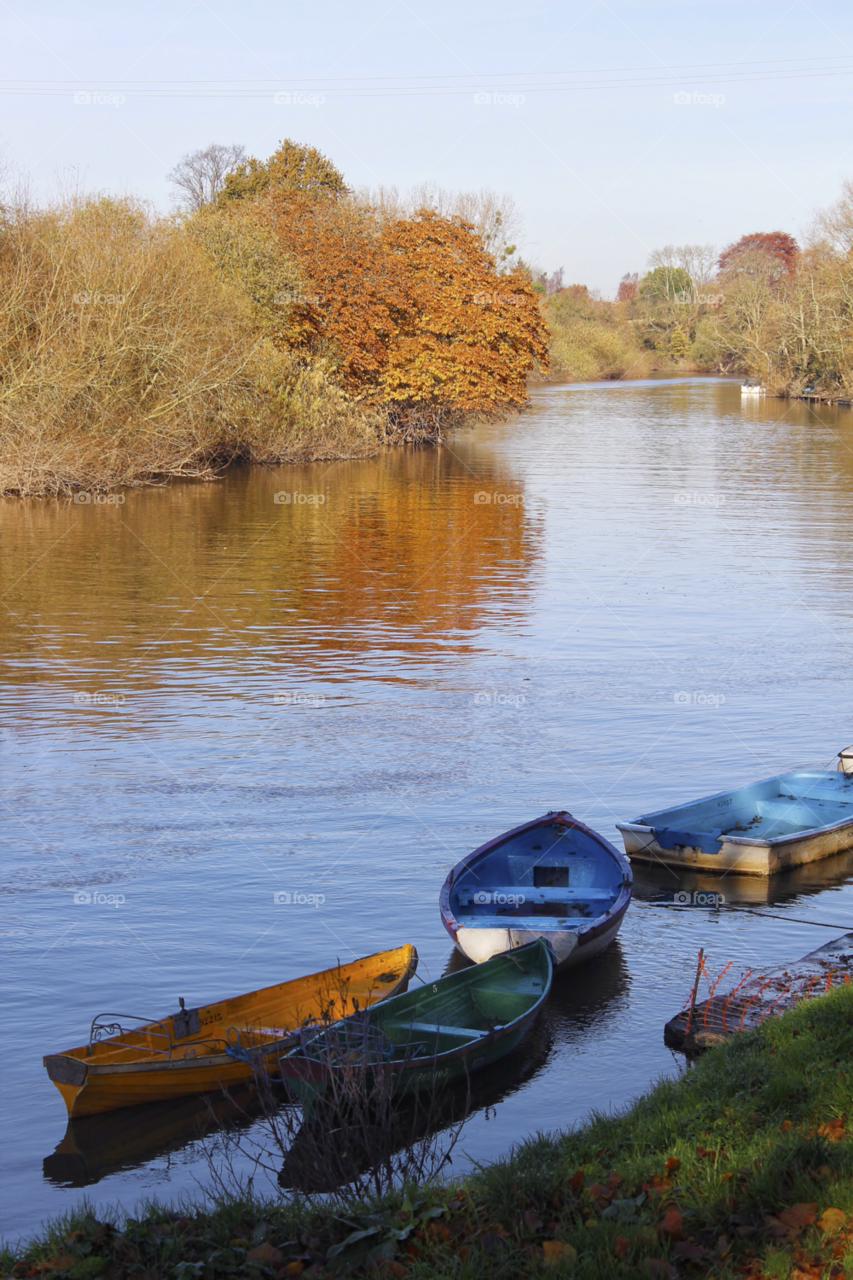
[
  {"xmin": 9, "ymin": 983, "xmax": 853, "ymax": 1278},
  {"xmin": 201, "ymin": 982, "xmax": 470, "ymax": 1208}
]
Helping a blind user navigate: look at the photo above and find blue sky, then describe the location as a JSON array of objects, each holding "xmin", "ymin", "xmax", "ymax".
[{"xmin": 4, "ymin": 0, "xmax": 853, "ymax": 293}]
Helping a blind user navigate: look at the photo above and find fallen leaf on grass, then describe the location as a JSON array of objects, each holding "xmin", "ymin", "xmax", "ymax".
[
  {"xmin": 613, "ymin": 1235, "xmax": 629, "ymax": 1257},
  {"xmin": 664, "ymin": 1157, "xmax": 680, "ymax": 1173},
  {"xmin": 642, "ymin": 1259, "xmax": 678, "ymax": 1279},
  {"xmin": 588, "ymin": 1182, "xmax": 613, "ymax": 1204},
  {"xmin": 780, "ymin": 1120, "xmax": 793, "ymax": 1133},
  {"xmin": 284, "ymin": 1264, "xmax": 304, "ymax": 1277},
  {"xmin": 660, "ymin": 1208, "xmax": 683, "ymax": 1238},
  {"xmin": 674, "ymin": 1240, "xmax": 711, "ymax": 1261},
  {"xmin": 779, "ymin": 1204, "xmax": 817, "ymax": 1232},
  {"xmin": 818, "ymin": 1207, "xmax": 847, "ymax": 1233},
  {"xmin": 542, "ymin": 1240, "xmax": 577, "ymax": 1268},
  {"xmin": 246, "ymin": 1243, "xmax": 284, "ymax": 1267},
  {"xmin": 569, "ymin": 1169, "xmax": 584, "ymax": 1193},
  {"xmin": 818, "ymin": 1118, "xmax": 846, "ymax": 1142}
]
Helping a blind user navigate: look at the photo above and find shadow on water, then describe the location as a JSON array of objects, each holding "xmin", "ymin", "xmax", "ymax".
[
  {"xmin": 43, "ymin": 1085, "xmax": 270, "ymax": 1188},
  {"xmin": 43, "ymin": 945, "xmax": 631, "ymax": 1193},
  {"xmin": 631, "ymin": 845, "xmax": 853, "ymax": 907}
]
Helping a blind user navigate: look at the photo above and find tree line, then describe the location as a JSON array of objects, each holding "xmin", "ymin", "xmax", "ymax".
[{"xmin": 0, "ymin": 139, "xmax": 548, "ymax": 495}]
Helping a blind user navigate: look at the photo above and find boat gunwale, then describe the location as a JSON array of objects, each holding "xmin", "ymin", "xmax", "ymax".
[
  {"xmin": 44, "ymin": 946, "xmax": 418, "ymax": 1082},
  {"xmin": 439, "ymin": 811, "xmax": 632, "ymax": 939},
  {"xmin": 281, "ymin": 940, "xmax": 553, "ymax": 1081},
  {"xmin": 617, "ymin": 770, "xmax": 853, "ymax": 851}
]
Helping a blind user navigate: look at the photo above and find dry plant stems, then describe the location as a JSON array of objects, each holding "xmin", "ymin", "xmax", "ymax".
[
  {"xmin": 201, "ymin": 976, "xmax": 469, "ymax": 1209},
  {"xmin": 0, "ymin": 196, "xmax": 376, "ymax": 496}
]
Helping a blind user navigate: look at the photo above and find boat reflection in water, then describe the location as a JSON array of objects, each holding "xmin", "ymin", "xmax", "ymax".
[
  {"xmin": 45, "ymin": 943, "xmax": 630, "ymax": 1194},
  {"xmin": 281, "ymin": 942, "xmax": 630, "ymax": 1195},
  {"xmin": 43, "ymin": 1084, "xmax": 271, "ymax": 1188},
  {"xmin": 630, "ymin": 843, "xmax": 853, "ymax": 908}
]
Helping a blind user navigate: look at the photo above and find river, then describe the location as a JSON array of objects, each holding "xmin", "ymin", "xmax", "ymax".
[{"xmin": 5, "ymin": 375, "xmax": 853, "ymax": 1238}]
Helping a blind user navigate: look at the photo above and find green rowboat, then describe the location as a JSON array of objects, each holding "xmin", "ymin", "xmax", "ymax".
[{"xmin": 278, "ymin": 939, "xmax": 553, "ymax": 1110}]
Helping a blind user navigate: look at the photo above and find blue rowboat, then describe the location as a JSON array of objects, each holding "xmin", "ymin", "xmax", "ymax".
[
  {"xmin": 618, "ymin": 758, "xmax": 853, "ymax": 876},
  {"xmin": 439, "ymin": 811, "xmax": 633, "ymax": 970}
]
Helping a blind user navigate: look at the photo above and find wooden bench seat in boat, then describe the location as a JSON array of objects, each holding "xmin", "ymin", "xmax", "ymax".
[
  {"xmin": 455, "ymin": 886, "xmax": 614, "ymax": 905},
  {"xmin": 386, "ymin": 1021, "xmax": 489, "ymax": 1041}
]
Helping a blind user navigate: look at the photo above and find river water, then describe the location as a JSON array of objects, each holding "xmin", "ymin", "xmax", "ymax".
[{"xmin": 5, "ymin": 376, "xmax": 853, "ymax": 1239}]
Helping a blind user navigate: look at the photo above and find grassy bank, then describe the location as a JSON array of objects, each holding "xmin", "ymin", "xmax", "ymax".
[{"xmin": 6, "ymin": 983, "xmax": 853, "ymax": 1277}]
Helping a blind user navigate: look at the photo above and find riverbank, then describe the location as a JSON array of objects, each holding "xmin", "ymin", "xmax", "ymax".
[{"xmin": 6, "ymin": 983, "xmax": 853, "ymax": 1277}]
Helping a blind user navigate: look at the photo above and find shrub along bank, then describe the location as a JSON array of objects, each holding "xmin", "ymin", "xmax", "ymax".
[
  {"xmin": 5, "ymin": 982, "xmax": 853, "ymax": 1277},
  {"xmin": 0, "ymin": 141, "xmax": 549, "ymax": 497}
]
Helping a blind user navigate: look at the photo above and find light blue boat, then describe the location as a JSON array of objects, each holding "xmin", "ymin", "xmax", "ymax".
[{"xmin": 617, "ymin": 757, "xmax": 853, "ymax": 876}]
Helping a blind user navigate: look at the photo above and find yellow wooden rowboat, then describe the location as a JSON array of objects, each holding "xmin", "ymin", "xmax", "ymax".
[{"xmin": 43, "ymin": 946, "xmax": 418, "ymax": 1118}]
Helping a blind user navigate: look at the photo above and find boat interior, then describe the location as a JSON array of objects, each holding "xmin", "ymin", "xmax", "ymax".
[
  {"xmin": 52, "ymin": 959, "xmax": 412, "ymax": 1068},
  {"xmin": 634, "ymin": 770, "xmax": 853, "ymax": 847},
  {"xmin": 450, "ymin": 820, "xmax": 624, "ymax": 930},
  {"xmin": 297, "ymin": 951, "xmax": 549, "ymax": 1063}
]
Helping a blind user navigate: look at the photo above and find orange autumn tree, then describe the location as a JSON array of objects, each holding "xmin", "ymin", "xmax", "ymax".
[
  {"xmin": 378, "ymin": 210, "xmax": 548, "ymax": 436},
  {"xmin": 259, "ymin": 190, "xmax": 548, "ymax": 439}
]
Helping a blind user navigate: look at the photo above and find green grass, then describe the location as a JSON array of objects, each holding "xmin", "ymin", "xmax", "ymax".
[{"xmin": 6, "ymin": 984, "xmax": 853, "ymax": 1277}]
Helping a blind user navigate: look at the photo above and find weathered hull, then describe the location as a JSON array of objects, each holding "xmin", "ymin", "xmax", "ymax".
[
  {"xmin": 618, "ymin": 819, "xmax": 853, "ymax": 877},
  {"xmin": 453, "ymin": 896, "xmax": 629, "ymax": 970},
  {"xmin": 440, "ymin": 811, "xmax": 632, "ymax": 968},
  {"xmin": 44, "ymin": 946, "xmax": 418, "ymax": 1117},
  {"xmin": 281, "ymin": 1007, "xmax": 541, "ymax": 1109},
  {"xmin": 280, "ymin": 940, "xmax": 553, "ymax": 1112}
]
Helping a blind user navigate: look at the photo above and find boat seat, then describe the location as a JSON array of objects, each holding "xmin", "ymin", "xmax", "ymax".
[
  {"xmin": 456, "ymin": 887, "xmax": 614, "ymax": 905},
  {"xmin": 386, "ymin": 1021, "xmax": 488, "ymax": 1040}
]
